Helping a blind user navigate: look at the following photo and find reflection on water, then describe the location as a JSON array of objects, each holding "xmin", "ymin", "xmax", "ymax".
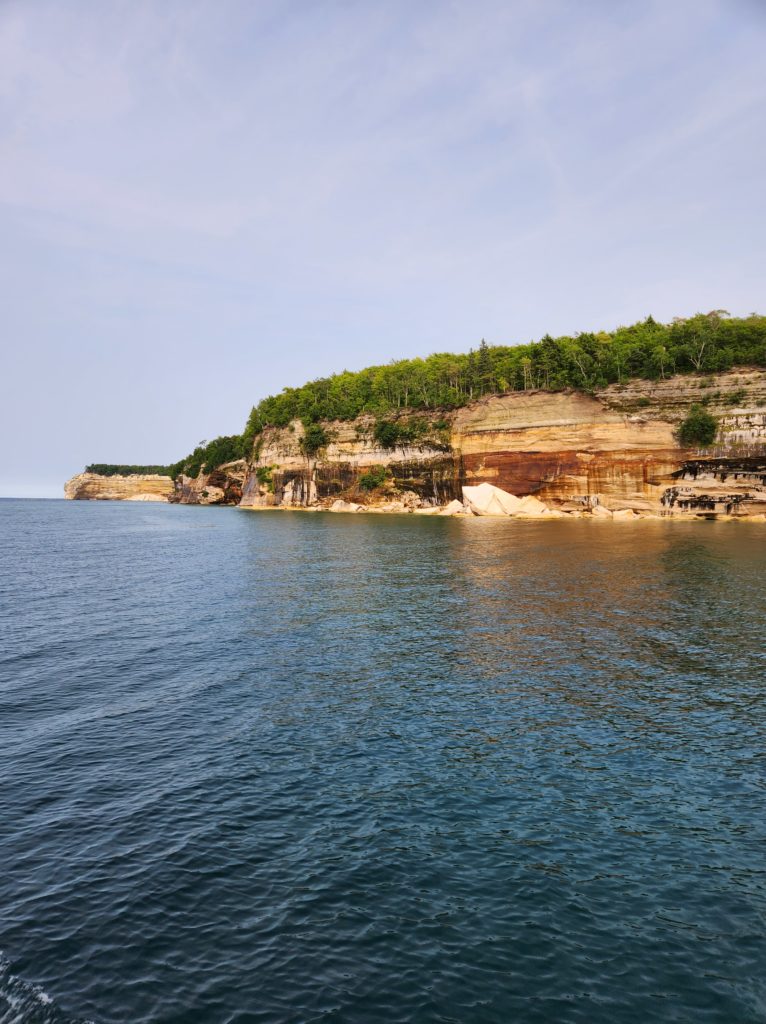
[{"xmin": 0, "ymin": 501, "xmax": 765, "ymax": 1024}]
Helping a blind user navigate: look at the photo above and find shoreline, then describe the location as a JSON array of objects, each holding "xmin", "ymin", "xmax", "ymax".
[{"xmin": 235, "ymin": 503, "xmax": 766, "ymax": 523}]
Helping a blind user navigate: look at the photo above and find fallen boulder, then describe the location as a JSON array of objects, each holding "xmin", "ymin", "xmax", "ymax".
[
  {"xmin": 515, "ymin": 494, "xmax": 550, "ymax": 517},
  {"xmin": 462, "ymin": 483, "xmax": 522, "ymax": 516},
  {"xmin": 438, "ymin": 499, "xmax": 466, "ymax": 516}
]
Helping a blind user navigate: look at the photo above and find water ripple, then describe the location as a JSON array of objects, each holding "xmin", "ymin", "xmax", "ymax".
[{"xmin": 0, "ymin": 501, "xmax": 765, "ymax": 1023}]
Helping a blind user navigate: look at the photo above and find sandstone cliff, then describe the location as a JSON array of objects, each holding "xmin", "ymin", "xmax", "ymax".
[
  {"xmin": 65, "ymin": 368, "xmax": 766, "ymax": 518},
  {"xmin": 170, "ymin": 460, "xmax": 247, "ymax": 505},
  {"xmin": 240, "ymin": 368, "xmax": 766, "ymax": 517},
  {"xmin": 64, "ymin": 473, "xmax": 174, "ymax": 501}
]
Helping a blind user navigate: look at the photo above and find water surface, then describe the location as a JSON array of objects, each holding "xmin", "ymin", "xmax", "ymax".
[{"xmin": 1, "ymin": 500, "xmax": 765, "ymax": 1023}]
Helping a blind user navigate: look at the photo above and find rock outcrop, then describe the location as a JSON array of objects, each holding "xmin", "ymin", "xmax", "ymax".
[
  {"xmin": 169, "ymin": 460, "xmax": 247, "ymax": 505},
  {"xmin": 64, "ymin": 473, "xmax": 174, "ymax": 501}
]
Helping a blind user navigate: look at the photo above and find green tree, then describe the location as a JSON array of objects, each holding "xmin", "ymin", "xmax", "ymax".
[
  {"xmin": 678, "ymin": 405, "xmax": 717, "ymax": 447},
  {"xmin": 299, "ymin": 423, "xmax": 329, "ymax": 457},
  {"xmin": 359, "ymin": 465, "xmax": 389, "ymax": 490},
  {"xmin": 373, "ymin": 419, "xmax": 401, "ymax": 448}
]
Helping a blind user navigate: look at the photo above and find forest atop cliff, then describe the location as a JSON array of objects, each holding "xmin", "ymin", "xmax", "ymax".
[
  {"xmin": 243, "ymin": 312, "xmax": 764, "ymax": 436},
  {"xmin": 90, "ymin": 312, "xmax": 766, "ymax": 480}
]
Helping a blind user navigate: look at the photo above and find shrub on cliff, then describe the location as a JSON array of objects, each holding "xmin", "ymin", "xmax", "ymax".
[
  {"xmin": 359, "ymin": 465, "xmax": 389, "ymax": 490},
  {"xmin": 373, "ymin": 420, "xmax": 402, "ymax": 448},
  {"xmin": 299, "ymin": 424, "xmax": 329, "ymax": 457},
  {"xmin": 678, "ymin": 405, "xmax": 718, "ymax": 447}
]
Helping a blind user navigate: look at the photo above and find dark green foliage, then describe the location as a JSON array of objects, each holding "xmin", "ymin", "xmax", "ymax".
[
  {"xmin": 678, "ymin": 405, "xmax": 718, "ymax": 447},
  {"xmin": 240, "ymin": 313, "xmax": 765, "ymax": 432},
  {"xmin": 299, "ymin": 423, "xmax": 329, "ymax": 457},
  {"xmin": 242, "ymin": 406, "xmax": 263, "ymax": 447},
  {"xmin": 373, "ymin": 416, "xmax": 438, "ymax": 449},
  {"xmin": 172, "ymin": 435, "xmax": 248, "ymax": 480},
  {"xmin": 724, "ymin": 388, "xmax": 747, "ymax": 406},
  {"xmin": 85, "ymin": 464, "xmax": 173, "ymax": 476},
  {"xmin": 359, "ymin": 465, "xmax": 389, "ymax": 490},
  {"xmin": 255, "ymin": 465, "xmax": 276, "ymax": 492},
  {"xmin": 373, "ymin": 419, "xmax": 402, "ymax": 448}
]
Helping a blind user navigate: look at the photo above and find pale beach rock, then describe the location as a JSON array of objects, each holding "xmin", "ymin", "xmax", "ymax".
[
  {"xmin": 462, "ymin": 483, "xmax": 522, "ymax": 516},
  {"xmin": 329, "ymin": 499, "xmax": 362, "ymax": 513},
  {"xmin": 366, "ymin": 501, "xmax": 407, "ymax": 513},
  {"xmin": 398, "ymin": 491, "xmax": 422, "ymax": 510},
  {"xmin": 438, "ymin": 500, "xmax": 466, "ymax": 516},
  {"xmin": 515, "ymin": 494, "xmax": 549, "ymax": 516}
]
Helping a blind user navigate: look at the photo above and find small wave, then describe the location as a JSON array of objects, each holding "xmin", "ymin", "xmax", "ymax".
[{"xmin": 0, "ymin": 954, "xmax": 92, "ymax": 1024}]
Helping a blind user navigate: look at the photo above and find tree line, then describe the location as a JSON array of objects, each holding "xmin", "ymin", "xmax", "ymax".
[
  {"xmin": 243, "ymin": 312, "xmax": 765, "ymax": 439},
  {"xmin": 84, "ymin": 464, "xmax": 175, "ymax": 477},
  {"xmin": 85, "ymin": 435, "xmax": 248, "ymax": 482}
]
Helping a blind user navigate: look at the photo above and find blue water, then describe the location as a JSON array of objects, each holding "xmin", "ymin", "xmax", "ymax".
[{"xmin": 1, "ymin": 499, "xmax": 765, "ymax": 1024}]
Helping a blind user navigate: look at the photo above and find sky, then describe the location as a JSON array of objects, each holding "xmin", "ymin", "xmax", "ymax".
[{"xmin": 1, "ymin": 0, "xmax": 764, "ymax": 497}]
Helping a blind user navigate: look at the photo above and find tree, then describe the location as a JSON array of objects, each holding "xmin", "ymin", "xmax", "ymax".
[
  {"xmin": 678, "ymin": 405, "xmax": 717, "ymax": 447},
  {"xmin": 373, "ymin": 419, "xmax": 401, "ymax": 449},
  {"xmin": 476, "ymin": 339, "xmax": 492, "ymax": 395},
  {"xmin": 359, "ymin": 465, "xmax": 388, "ymax": 490},
  {"xmin": 299, "ymin": 423, "xmax": 329, "ymax": 457}
]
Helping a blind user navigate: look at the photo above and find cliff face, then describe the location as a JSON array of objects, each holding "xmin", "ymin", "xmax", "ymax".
[
  {"xmin": 170, "ymin": 460, "xmax": 247, "ymax": 505},
  {"xmin": 64, "ymin": 368, "xmax": 766, "ymax": 517},
  {"xmin": 240, "ymin": 368, "xmax": 766, "ymax": 516},
  {"xmin": 240, "ymin": 417, "xmax": 457, "ymax": 509},
  {"xmin": 64, "ymin": 473, "xmax": 174, "ymax": 501}
]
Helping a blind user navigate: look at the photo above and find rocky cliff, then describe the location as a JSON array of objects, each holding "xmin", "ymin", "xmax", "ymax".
[
  {"xmin": 240, "ymin": 368, "xmax": 766, "ymax": 517},
  {"xmin": 170, "ymin": 460, "xmax": 248, "ymax": 505},
  {"xmin": 64, "ymin": 473, "xmax": 175, "ymax": 501},
  {"xmin": 65, "ymin": 368, "xmax": 766, "ymax": 518}
]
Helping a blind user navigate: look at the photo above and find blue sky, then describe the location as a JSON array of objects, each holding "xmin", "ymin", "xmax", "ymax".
[{"xmin": 1, "ymin": 0, "xmax": 764, "ymax": 497}]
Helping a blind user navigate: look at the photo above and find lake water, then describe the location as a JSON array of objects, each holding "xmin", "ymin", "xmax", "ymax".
[{"xmin": 1, "ymin": 499, "xmax": 765, "ymax": 1024}]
